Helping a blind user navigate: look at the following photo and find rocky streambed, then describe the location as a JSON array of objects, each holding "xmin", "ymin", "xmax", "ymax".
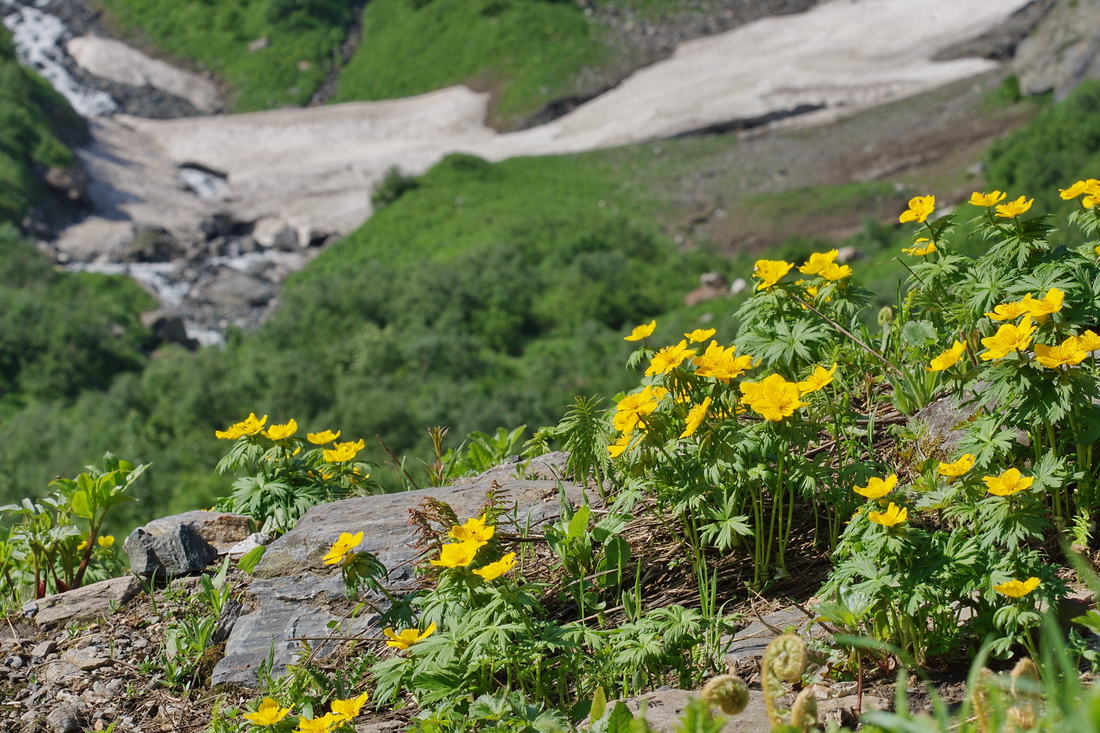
[{"xmin": 5, "ymin": 0, "xmax": 1094, "ymax": 345}]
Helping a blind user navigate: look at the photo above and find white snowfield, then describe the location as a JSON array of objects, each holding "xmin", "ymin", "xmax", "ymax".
[{"xmin": 62, "ymin": 0, "xmax": 1032, "ymax": 257}]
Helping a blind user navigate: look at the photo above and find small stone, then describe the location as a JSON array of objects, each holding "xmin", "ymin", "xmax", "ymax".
[
  {"xmin": 42, "ymin": 661, "xmax": 82, "ymax": 683},
  {"xmin": 63, "ymin": 648, "xmax": 112, "ymax": 671},
  {"xmin": 31, "ymin": 640, "xmax": 58, "ymax": 658},
  {"xmin": 46, "ymin": 705, "xmax": 83, "ymax": 733},
  {"xmin": 5, "ymin": 654, "xmax": 24, "ymax": 669}
]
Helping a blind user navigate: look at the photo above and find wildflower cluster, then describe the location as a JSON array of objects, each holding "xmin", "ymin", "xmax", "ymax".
[
  {"xmin": 242, "ymin": 691, "xmax": 368, "ymax": 732},
  {"xmin": 213, "ymin": 415, "xmax": 376, "ymax": 534}
]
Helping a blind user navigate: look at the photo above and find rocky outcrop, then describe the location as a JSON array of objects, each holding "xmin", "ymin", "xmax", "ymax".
[
  {"xmin": 1014, "ymin": 0, "xmax": 1100, "ymax": 99},
  {"xmin": 214, "ymin": 453, "xmax": 582, "ymax": 686},
  {"xmin": 20, "ymin": 576, "xmax": 142, "ymax": 627}
]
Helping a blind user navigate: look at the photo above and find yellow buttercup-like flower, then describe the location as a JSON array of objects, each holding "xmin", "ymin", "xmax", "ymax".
[
  {"xmin": 818, "ymin": 262, "xmax": 851, "ymax": 281},
  {"xmin": 431, "ymin": 540, "xmax": 483, "ymax": 568},
  {"xmin": 901, "ymin": 238, "xmax": 937, "ymax": 256},
  {"xmin": 927, "ymin": 340, "xmax": 966, "ymax": 372},
  {"xmin": 995, "ymin": 196, "xmax": 1034, "ymax": 218},
  {"xmin": 994, "ymin": 577, "xmax": 1040, "ymax": 598},
  {"xmin": 1034, "ymin": 336, "xmax": 1088, "ymax": 368},
  {"xmin": 1077, "ymin": 330, "xmax": 1100, "ymax": 353},
  {"xmin": 853, "ymin": 474, "xmax": 898, "ymax": 500},
  {"xmin": 867, "ymin": 502, "xmax": 907, "ymax": 527},
  {"xmin": 645, "ymin": 340, "xmax": 696, "ymax": 376},
  {"xmin": 983, "ymin": 468, "xmax": 1034, "ymax": 497},
  {"xmin": 899, "ymin": 195, "xmax": 935, "ymax": 223},
  {"xmin": 740, "ymin": 374, "xmax": 809, "ymax": 422},
  {"xmin": 77, "ymin": 540, "xmax": 88, "ymax": 552},
  {"xmin": 262, "ymin": 419, "xmax": 298, "ymax": 440},
  {"xmin": 473, "ymin": 552, "xmax": 517, "ymax": 581},
  {"xmin": 330, "ymin": 692, "xmax": 369, "ymax": 722},
  {"xmin": 323, "ymin": 439, "xmax": 365, "ymax": 463},
  {"xmin": 215, "ymin": 412, "xmax": 268, "ymax": 440},
  {"xmin": 938, "ymin": 453, "xmax": 975, "ymax": 479},
  {"xmin": 322, "ymin": 531, "xmax": 363, "ymax": 566},
  {"xmin": 613, "ymin": 385, "xmax": 667, "ymax": 433},
  {"xmin": 244, "ymin": 697, "xmax": 291, "ymax": 726},
  {"xmin": 383, "ymin": 623, "xmax": 436, "ymax": 650},
  {"xmin": 797, "ymin": 363, "xmax": 837, "ymax": 395},
  {"xmin": 1060, "ymin": 180, "xmax": 1090, "ymax": 199},
  {"xmin": 680, "ymin": 397, "xmax": 712, "ymax": 438},
  {"xmin": 798, "ymin": 249, "xmax": 839, "ymax": 276},
  {"xmin": 693, "ymin": 341, "xmax": 754, "ymax": 382},
  {"xmin": 684, "ymin": 328, "xmax": 716, "ymax": 343},
  {"xmin": 985, "ymin": 299, "xmax": 1030, "ymax": 322},
  {"xmin": 97, "ymin": 535, "xmax": 115, "ymax": 548},
  {"xmin": 307, "ymin": 429, "xmax": 340, "ymax": 445},
  {"xmin": 753, "ymin": 259, "xmax": 793, "ymax": 291},
  {"xmin": 608, "ymin": 433, "xmax": 631, "ymax": 458},
  {"xmin": 295, "ymin": 713, "xmax": 343, "ymax": 733},
  {"xmin": 980, "ymin": 315, "xmax": 1035, "ymax": 361},
  {"xmin": 1060, "ymin": 179, "xmax": 1100, "ymax": 206},
  {"xmin": 1020, "ymin": 288, "xmax": 1064, "ymax": 322},
  {"xmin": 450, "ymin": 515, "xmax": 495, "ymax": 543},
  {"xmin": 625, "ymin": 320, "xmax": 656, "ymax": 342},
  {"xmin": 969, "ymin": 190, "xmax": 1007, "ymax": 207}
]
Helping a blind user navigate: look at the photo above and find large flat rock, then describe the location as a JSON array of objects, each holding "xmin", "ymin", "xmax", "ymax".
[{"xmin": 213, "ymin": 455, "xmax": 584, "ymax": 687}]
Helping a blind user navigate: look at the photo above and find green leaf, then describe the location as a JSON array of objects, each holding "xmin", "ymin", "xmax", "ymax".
[
  {"xmin": 567, "ymin": 505, "xmax": 591, "ymax": 541},
  {"xmin": 901, "ymin": 320, "xmax": 937, "ymax": 348},
  {"xmin": 237, "ymin": 545, "xmax": 267, "ymax": 574},
  {"xmin": 589, "ymin": 686, "xmax": 608, "ymax": 723},
  {"xmin": 70, "ymin": 490, "xmax": 93, "ymax": 519}
]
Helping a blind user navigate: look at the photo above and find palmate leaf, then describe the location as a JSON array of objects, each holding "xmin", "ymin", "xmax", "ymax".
[
  {"xmin": 739, "ymin": 317, "xmax": 831, "ymax": 370},
  {"xmin": 957, "ymin": 414, "xmax": 1019, "ymax": 467}
]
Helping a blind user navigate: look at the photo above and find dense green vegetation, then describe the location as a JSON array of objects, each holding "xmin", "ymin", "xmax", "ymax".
[
  {"xmin": 93, "ymin": 0, "xmax": 353, "ymax": 109},
  {"xmin": 0, "ymin": 27, "xmax": 82, "ymax": 226}
]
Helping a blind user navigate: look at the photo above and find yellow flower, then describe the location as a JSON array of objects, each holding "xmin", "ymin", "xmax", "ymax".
[
  {"xmin": 77, "ymin": 540, "xmax": 88, "ymax": 552},
  {"xmin": 983, "ymin": 468, "xmax": 1034, "ymax": 497},
  {"xmin": 612, "ymin": 385, "xmax": 667, "ymax": 433},
  {"xmin": 1020, "ymin": 288, "xmax": 1064, "ymax": 321},
  {"xmin": 899, "ymin": 195, "xmax": 935, "ymax": 223},
  {"xmin": 307, "ymin": 429, "xmax": 340, "ymax": 445},
  {"xmin": 798, "ymin": 249, "xmax": 838, "ymax": 276},
  {"xmin": 680, "ymin": 397, "xmax": 712, "ymax": 438},
  {"xmin": 322, "ymin": 532, "xmax": 363, "ymax": 566},
  {"xmin": 853, "ymin": 474, "xmax": 898, "ymax": 500},
  {"xmin": 1078, "ymin": 330, "xmax": 1100, "ymax": 353},
  {"xmin": 473, "ymin": 552, "xmax": 517, "ymax": 581},
  {"xmin": 295, "ymin": 713, "xmax": 343, "ymax": 733},
  {"xmin": 323, "ymin": 438, "xmax": 365, "ymax": 463},
  {"xmin": 1060, "ymin": 180, "xmax": 1090, "ymax": 199},
  {"xmin": 938, "ymin": 453, "xmax": 975, "ymax": 479},
  {"xmin": 797, "ymin": 363, "xmax": 837, "ymax": 395},
  {"xmin": 901, "ymin": 238, "xmax": 937, "ymax": 256},
  {"xmin": 867, "ymin": 502, "xmax": 908, "ymax": 527},
  {"xmin": 995, "ymin": 196, "xmax": 1034, "ymax": 218},
  {"xmin": 985, "ymin": 299, "xmax": 1030, "ymax": 322},
  {"xmin": 431, "ymin": 540, "xmax": 483, "ymax": 568},
  {"xmin": 215, "ymin": 413, "xmax": 268, "ymax": 440},
  {"xmin": 970, "ymin": 190, "xmax": 1007, "ymax": 207},
  {"xmin": 994, "ymin": 577, "xmax": 1040, "ymax": 599},
  {"xmin": 625, "ymin": 320, "xmax": 656, "ymax": 342},
  {"xmin": 262, "ymin": 419, "xmax": 298, "ymax": 440},
  {"xmin": 449, "ymin": 515, "xmax": 495, "ymax": 543},
  {"xmin": 927, "ymin": 340, "xmax": 966, "ymax": 372},
  {"xmin": 244, "ymin": 697, "xmax": 291, "ymax": 726},
  {"xmin": 684, "ymin": 328, "xmax": 717, "ymax": 343},
  {"xmin": 740, "ymin": 374, "xmax": 809, "ymax": 422},
  {"xmin": 383, "ymin": 622, "xmax": 437, "ymax": 650},
  {"xmin": 608, "ymin": 433, "xmax": 631, "ymax": 458},
  {"xmin": 692, "ymin": 341, "xmax": 754, "ymax": 382},
  {"xmin": 1034, "ymin": 336, "xmax": 1088, "ymax": 368},
  {"xmin": 330, "ymin": 692, "xmax": 369, "ymax": 722},
  {"xmin": 752, "ymin": 259, "xmax": 793, "ymax": 291},
  {"xmin": 646, "ymin": 340, "xmax": 696, "ymax": 376},
  {"xmin": 980, "ymin": 315, "xmax": 1035, "ymax": 361},
  {"xmin": 97, "ymin": 535, "xmax": 114, "ymax": 548}
]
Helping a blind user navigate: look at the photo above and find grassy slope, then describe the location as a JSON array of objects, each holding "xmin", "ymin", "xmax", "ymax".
[{"xmin": 92, "ymin": 0, "xmax": 351, "ymax": 110}]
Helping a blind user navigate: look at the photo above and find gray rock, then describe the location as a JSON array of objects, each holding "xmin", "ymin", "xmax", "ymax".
[
  {"xmin": 214, "ymin": 459, "xmax": 585, "ymax": 686},
  {"xmin": 226, "ymin": 532, "xmax": 272, "ymax": 558},
  {"xmin": 1015, "ymin": 0, "xmax": 1100, "ymax": 99},
  {"xmin": 124, "ymin": 524, "xmax": 218, "ymax": 580},
  {"xmin": 31, "ymin": 640, "xmax": 57, "ymax": 659},
  {"xmin": 62, "ymin": 647, "xmax": 111, "ymax": 671},
  {"xmin": 42, "ymin": 662, "xmax": 82, "ymax": 684},
  {"xmin": 139, "ymin": 510, "xmax": 253, "ymax": 553},
  {"xmin": 46, "ymin": 705, "xmax": 83, "ymax": 733},
  {"xmin": 619, "ymin": 688, "xmax": 771, "ymax": 732},
  {"xmin": 24, "ymin": 576, "xmax": 141, "ymax": 627},
  {"xmin": 723, "ymin": 607, "xmax": 810, "ymax": 664}
]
